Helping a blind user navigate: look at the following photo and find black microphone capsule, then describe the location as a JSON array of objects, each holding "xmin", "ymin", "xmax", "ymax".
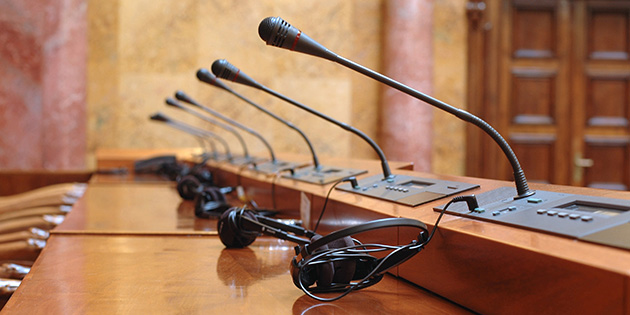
[{"xmin": 149, "ymin": 112, "xmax": 170, "ymax": 123}]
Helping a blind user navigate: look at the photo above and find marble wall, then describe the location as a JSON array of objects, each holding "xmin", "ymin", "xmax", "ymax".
[
  {"xmin": 0, "ymin": 0, "xmax": 468, "ymax": 175},
  {"xmin": 87, "ymin": 0, "xmax": 468, "ymax": 175},
  {"xmin": 88, "ymin": 1, "xmax": 379, "ymax": 167},
  {"xmin": 0, "ymin": 0, "xmax": 87, "ymax": 170}
]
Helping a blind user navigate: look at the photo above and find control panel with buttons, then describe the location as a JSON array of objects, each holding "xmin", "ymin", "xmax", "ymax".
[
  {"xmin": 434, "ymin": 187, "xmax": 630, "ymax": 250},
  {"xmin": 337, "ymin": 174, "xmax": 479, "ymax": 207}
]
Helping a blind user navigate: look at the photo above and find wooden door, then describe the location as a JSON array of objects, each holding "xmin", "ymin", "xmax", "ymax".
[
  {"xmin": 466, "ymin": 0, "xmax": 630, "ymax": 190},
  {"xmin": 572, "ymin": 1, "xmax": 630, "ymax": 190}
]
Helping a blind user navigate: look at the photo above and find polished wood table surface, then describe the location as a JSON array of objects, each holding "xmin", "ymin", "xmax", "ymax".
[
  {"xmin": 4, "ymin": 148, "xmax": 630, "ymax": 314},
  {"xmin": 1, "ymin": 150, "xmax": 474, "ymax": 313},
  {"xmin": 53, "ymin": 182, "xmax": 218, "ymax": 235},
  {"xmin": 3, "ymin": 236, "xmax": 472, "ymax": 314}
]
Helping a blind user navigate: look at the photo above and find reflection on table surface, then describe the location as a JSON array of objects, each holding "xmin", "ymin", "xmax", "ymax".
[{"xmin": 4, "ymin": 235, "xmax": 472, "ymax": 314}]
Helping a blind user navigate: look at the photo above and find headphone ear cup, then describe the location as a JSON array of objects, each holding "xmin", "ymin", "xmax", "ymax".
[
  {"xmin": 326, "ymin": 236, "xmax": 356, "ymax": 286},
  {"xmin": 177, "ymin": 175, "xmax": 202, "ymax": 200},
  {"xmin": 194, "ymin": 187, "xmax": 230, "ymax": 218},
  {"xmin": 193, "ymin": 168, "xmax": 213, "ymax": 184},
  {"xmin": 292, "ymin": 235, "xmax": 356, "ymax": 290},
  {"xmin": 217, "ymin": 208, "xmax": 259, "ymax": 248}
]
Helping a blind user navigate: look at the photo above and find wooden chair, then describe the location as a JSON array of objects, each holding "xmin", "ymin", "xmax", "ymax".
[
  {"xmin": 0, "ymin": 263, "xmax": 30, "ymax": 280},
  {"xmin": 0, "ymin": 239, "xmax": 45, "ymax": 261},
  {"xmin": 0, "ymin": 228, "xmax": 49, "ymax": 245},
  {"xmin": 0, "ymin": 215, "xmax": 64, "ymax": 235},
  {"xmin": 0, "ymin": 183, "xmax": 86, "ymax": 213},
  {"xmin": 0, "ymin": 205, "xmax": 71, "ymax": 222}
]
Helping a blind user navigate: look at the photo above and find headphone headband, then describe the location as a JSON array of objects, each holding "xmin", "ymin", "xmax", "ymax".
[{"xmin": 304, "ymin": 217, "xmax": 427, "ymax": 256}]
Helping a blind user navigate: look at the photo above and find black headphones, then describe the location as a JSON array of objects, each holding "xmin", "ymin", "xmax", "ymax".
[
  {"xmin": 194, "ymin": 186, "xmax": 233, "ymax": 218},
  {"xmin": 175, "ymin": 174, "xmax": 233, "ymax": 218},
  {"xmin": 217, "ymin": 207, "xmax": 429, "ymax": 301},
  {"xmin": 176, "ymin": 175, "xmax": 205, "ymax": 200}
]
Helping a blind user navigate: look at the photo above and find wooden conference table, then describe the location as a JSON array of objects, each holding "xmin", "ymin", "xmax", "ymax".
[{"xmin": 2, "ymin": 148, "xmax": 630, "ymax": 314}]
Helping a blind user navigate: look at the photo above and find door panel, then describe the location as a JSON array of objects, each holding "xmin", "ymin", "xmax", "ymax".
[
  {"xmin": 583, "ymin": 137, "xmax": 630, "ymax": 190},
  {"xmin": 499, "ymin": 0, "xmax": 570, "ymax": 184},
  {"xmin": 510, "ymin": 69, "xmax": 557, "ymax": 125},
  {"xmin": 511, "ymin": 134, "xmax": 556, "ymax": 184},
  {"xmin": 466, "ymin": 0, "xmax": 630, "ymax": 190},
  {"xmin": 579, "ymin": 2, "xmax": 630, "ymax": 188},
  {"xmin": 588, "ymin": 8, "xmax": 629, "ymax": 60}
]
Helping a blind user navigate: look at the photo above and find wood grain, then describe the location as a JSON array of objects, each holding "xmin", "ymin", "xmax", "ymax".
[{"xmin": 3, "ymin": 235, "xmax": 471, "ymax": 314}]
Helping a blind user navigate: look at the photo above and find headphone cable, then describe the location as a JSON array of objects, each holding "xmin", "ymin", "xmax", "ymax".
[
  {"xmin": 301, "ymin": 194, "xmax": 478, "ymax": 301},
  {"xmin": 313, "ymin": 176, "xmax": 357, "ymax": 233}
]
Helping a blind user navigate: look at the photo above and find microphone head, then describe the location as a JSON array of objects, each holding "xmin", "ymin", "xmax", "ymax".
[
  {"xmin": 258, "ymin": 17, "xmax": 277, "ymax": 44},
  {"xmin": 196, "ymin": 68, "xmax": 231, "ymax": 91},
  {"xmin": 174, "ymin": 90, "xmax": 197, "ymax": 107},
  {"xmin": 165, "ymin": 97, "xmax": 182, "ymax": 108},
  {"xmin": 196, "ymin": 68, "xmax": 216, "ymax": 84},
  {"xmin": 211, "ymin": 59, "xmax": 262, "ymax": 89},
  {"xmin": 211, "ymin": 59, "xmax": 237, "ymax": 81},
  {"xmin": 258, "ymin": 16, "xmax": 300, "ymax": 50},
  {"xmin": 149, "ymin": 112, "xmax": 170, "ymax": 123},
  {"xmin": 258, "ymin": 16, "xmax": 336, "ymax": 61}
]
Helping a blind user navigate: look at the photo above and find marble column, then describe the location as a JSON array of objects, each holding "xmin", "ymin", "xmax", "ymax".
[
  {"xmin": 0, "ymin": 0, "xmax": 87, "ymax": 170},
  {"xmin": 380, "ymin": 0, "xmax": 434, "ymax": 172}
]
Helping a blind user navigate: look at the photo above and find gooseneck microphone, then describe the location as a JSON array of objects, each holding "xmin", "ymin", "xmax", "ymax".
[
  {"xmin": 205, "ymin": 62, "xmax": 367, "ymax": 184},
  {"xmin": 258, "ymin": 16, "xmax": 534, "ymax": 199},
  {"xmin": 174, "ymin": 91, "xmax": 277, "ymax": 164},
  {"xmin": 150, "ymin": 112, "xmax": 232, "ymax": 160},
  {"xmin": 150, "ymin": 112, "xmax": 218, "ymax": 156},
  {"xmin": 195, "ymin": 69, "xmax": 319, "ymax": 170},
  {"xmin": 166, "ymin": 97, "xmax": 251, "ymax": 161},
  {"xmin": 209, "ymin": 60, "xmax": 392, "ymax": 181}
]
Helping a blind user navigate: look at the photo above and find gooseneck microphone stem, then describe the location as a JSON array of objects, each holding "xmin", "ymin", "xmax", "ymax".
[
  {"xmin": 171, "ymin": 122, "xmax": 232, "ymax": 159},
  {"xmin": 177, "ymin": 128, "xmax": 219, "ymax": 158},
  {"xmin": 194, "ymin": 137, "xmax": 215, "ymax": 157},
  {"xmin": 198, "ymin": 68, "xmax": 320, "ymax": 170},
  {"xmin": 209, "ymin": 61, "xmax": 393, "ymax": 180},
  {"xmin": 258, "ymin": 16, "xmax": 532, "ymax": 198},
  {"xmin": 150, "ymin": 112, "xmax": 223, "ymax": 158},
  {"xmin": 160, "ymin": 114, "xmax": 232, "ymax": 159},
  {"xmin": 332, "ymin": 54, "xmax": 527, "ymax": 195},
  {"xmin": 166, "ymin": 98, "xmax": 250, "ymax": 159},
  {"xmin": 258, "ymin": 84, "xmax": 392, "ymax": 178},
  {"xmin": 236, "ymin": 92, "xmax": 321, "ymax": 169},
  {"xmin": 175, "ymin": 91, "xmax": 277, "ymax": 163}
]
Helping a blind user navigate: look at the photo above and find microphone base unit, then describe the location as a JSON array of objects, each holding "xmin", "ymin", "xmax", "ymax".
[
  {"xmin": 336, "ymin": 174, "xmax": 479, "ymax": 207},
  {"xmin": 227, "ymin": 155, "xmax": 267, "ymax": 166},
  {"xmin": 199, "ymin": 152, "xmax": 232, "ymax": 162},
  {"xmin": 434, "ymin": 186, "xmax": 630, "ymax": 251},
  {"xmin": 250, "ymin": 160, "xmax": 308, "ymax": 175},
  {"xmin": 282, "ymin": 165, "xmax": 368, "ymax": 185}
]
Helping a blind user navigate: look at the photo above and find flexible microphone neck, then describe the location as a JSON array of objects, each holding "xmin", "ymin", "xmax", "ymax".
[
  {"xmin": 209, "ymin": 60, "xmax": 393, "ymax": 180},
  {"xmin": 258, "ymin": 16, "xmax": 533, "ymax": 199},
  {"xmin": 197, "ymin": 67, "xmax": 321, "ymax": 170},
  {"xmin": 175, "ymin": 91, "xmax": 277, "ymax": 163},
  {"xmin": 166, "ymin": 97, "xmax": 250, "ymax": 158},
  {"xmin": 151, "ymin": 112, "xmax": 218, "ymax": 156},
  {"xmin": 150, "ymin": 113, "xmax": 218, "ymax": 158},
  {"xmin": 150, "ymin": 112, "xmax": 232, "ymax": 159}
]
